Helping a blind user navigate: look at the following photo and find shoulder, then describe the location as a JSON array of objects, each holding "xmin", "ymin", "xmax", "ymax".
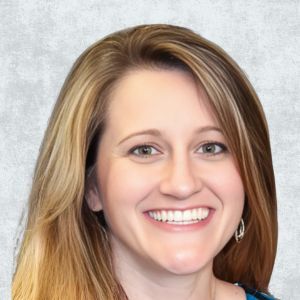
[{"xmin": 236, "ymin": 283, "xmax": 277, "ymax": 300}]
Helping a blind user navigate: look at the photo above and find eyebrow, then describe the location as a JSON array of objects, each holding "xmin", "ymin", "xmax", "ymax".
[{"xmin": 117, "ymin": 126, "xmax": 223, "ymax": 145}]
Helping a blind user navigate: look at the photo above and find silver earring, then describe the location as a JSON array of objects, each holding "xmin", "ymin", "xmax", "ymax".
[
  {"xmin": 235, "ymin": 218, "xmax": 245, "ymax": 243},
  {"xmin": 100, "ymin": 225, "xmax": 109, "ymax": 242}
]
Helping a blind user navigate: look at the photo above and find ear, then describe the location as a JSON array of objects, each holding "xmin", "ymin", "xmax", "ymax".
[{"xmin": 85, "ymin": 168, "xmax": 103, "ymax": 212}]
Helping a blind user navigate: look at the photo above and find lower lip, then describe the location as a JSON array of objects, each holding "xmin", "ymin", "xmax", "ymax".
[{"xmin": 144, "ymin": 209, "xmax": 215, "ymax": 232}]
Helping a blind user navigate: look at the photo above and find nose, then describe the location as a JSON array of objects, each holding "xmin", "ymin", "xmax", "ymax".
[{"xmin": 159, "ymin": 153, "xmax": 203, "ymax": 200}]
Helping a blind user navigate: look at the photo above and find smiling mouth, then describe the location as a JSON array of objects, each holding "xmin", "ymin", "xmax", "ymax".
[{"xmin": 147, "ymin": 207, "xmax": 210, "ymax": 225}]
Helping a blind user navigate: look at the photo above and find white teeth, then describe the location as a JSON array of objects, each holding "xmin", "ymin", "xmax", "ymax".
[
  {"xmin": 183, "ymin": 210, "xmax": 192, "ymax": 221},
  {"xmin": 197, "ymin": 208, "xmax": 203, "ymax": 220},
  {"xmin": 156, "ymin": 211, "xmax": 161, "ymax": 221},
  {"xmin": 167, "ymin": 220, "xmax": 199, "ymax": 225},
  {"xmin": 192, "ymin": 209, "xmax": 197, "ymax": 220},
  {"xmin": 148, "ymin": 207, "xmax": 210, "ymax": 223},
  {"xmin": 174, "ymin": 211, "xmax": 182, "ymax": 221},
  {"xmin": 202, "ymin": 208, "xmax": 209, "ymax": 219},
  {"xmin": 161, "ymin": 210, "xmax": 167, "ymax": 222},
  {"xmin": 167, "ymin": 211, "xmax": 174, "ymax": 221}
]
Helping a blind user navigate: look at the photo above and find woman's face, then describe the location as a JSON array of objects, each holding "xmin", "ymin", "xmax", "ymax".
[{"xmin": 87, "ymin": 68, "xmax": 245, "ymax": 275}]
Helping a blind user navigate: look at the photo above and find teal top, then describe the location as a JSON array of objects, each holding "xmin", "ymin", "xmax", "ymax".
[
  {"xmin": 236, "ymin": 283, "xmax": 276, "ymax": 300},
  {"xmin": 246, "ymin": 293, "xmax": 272, "ymax": 300}
]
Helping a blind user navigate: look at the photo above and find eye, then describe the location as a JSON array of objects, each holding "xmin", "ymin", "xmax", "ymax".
[
  {"xmin": 129, "ymin": 144, "xmax": 160, "ymax": 157},
  {"xmin": 198, "ymin": 142, "xmax": 227, "ymax": 155}
]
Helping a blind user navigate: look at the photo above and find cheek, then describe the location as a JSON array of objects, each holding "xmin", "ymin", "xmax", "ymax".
[
  {"xmin": 211, "ymin": 163, "xmax": 244, "ymax": 199},
  {"xmin": 98, "ymin": 161, "xmax": 157, "ymax": 210}
]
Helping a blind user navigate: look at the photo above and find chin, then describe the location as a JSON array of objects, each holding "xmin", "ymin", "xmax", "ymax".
[{"xmin": 159, "ymin": 251, "xmax": 212, "ymax": 275}]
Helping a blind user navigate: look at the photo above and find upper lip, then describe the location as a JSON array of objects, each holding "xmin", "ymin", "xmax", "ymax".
[{"xmin": 145, "ymin": 205, "xmax": 214, "ymax": 212}]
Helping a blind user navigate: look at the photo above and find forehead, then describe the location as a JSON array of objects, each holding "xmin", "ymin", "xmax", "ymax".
[{"xmin": 105, "ymin": 69, "xmax": 218, "ymax": 132}]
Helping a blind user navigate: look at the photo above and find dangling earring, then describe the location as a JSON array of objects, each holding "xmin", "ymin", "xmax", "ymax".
[
  {"xmin": 100, "ymin": 224, "xmax": 109, "ymax": 242},
  {"xmin": 235, "ymin": 218, "xmax": 245, "ymax": 243}
]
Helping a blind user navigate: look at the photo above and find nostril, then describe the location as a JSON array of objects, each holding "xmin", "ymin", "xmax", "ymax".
[{"xmin": 159, "ymin": 176, "xmax": 203, "ymax": 200}]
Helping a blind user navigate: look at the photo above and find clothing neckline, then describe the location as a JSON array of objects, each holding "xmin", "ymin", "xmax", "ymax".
[{"xmin": 235, "ymin": 283, "xmax": 275, "ymax": 300}]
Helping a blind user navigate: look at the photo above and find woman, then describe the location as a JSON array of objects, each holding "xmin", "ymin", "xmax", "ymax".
[{"xmin": 12, "ymin": 24, "xmax": 278, "ymax": 299}]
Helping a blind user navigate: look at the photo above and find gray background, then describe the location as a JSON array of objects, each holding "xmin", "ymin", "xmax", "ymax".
[{"xmin": 1, "ymin": 0, "xmax": 299, "ymax": 299}]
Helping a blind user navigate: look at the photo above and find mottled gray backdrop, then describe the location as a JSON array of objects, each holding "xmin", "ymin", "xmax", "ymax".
[{"xmin": 1, "ymin": 1, "xmax": 299, "ymax": 299}]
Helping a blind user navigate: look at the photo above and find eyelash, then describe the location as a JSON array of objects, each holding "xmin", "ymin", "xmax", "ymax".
[{"xmin": 128, "ymin": 141, "xmax": 228, "ymax": 158}]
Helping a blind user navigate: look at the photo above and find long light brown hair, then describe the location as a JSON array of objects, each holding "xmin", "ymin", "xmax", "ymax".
[{"xmin": 12, "ymin": 24, "xmax": 277, "ymax": 299}]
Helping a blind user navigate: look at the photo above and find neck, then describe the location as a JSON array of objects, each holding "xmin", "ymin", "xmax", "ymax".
[{"xmin": 113, "ymin": 245, "xmax": 217, "ymax": 300}]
